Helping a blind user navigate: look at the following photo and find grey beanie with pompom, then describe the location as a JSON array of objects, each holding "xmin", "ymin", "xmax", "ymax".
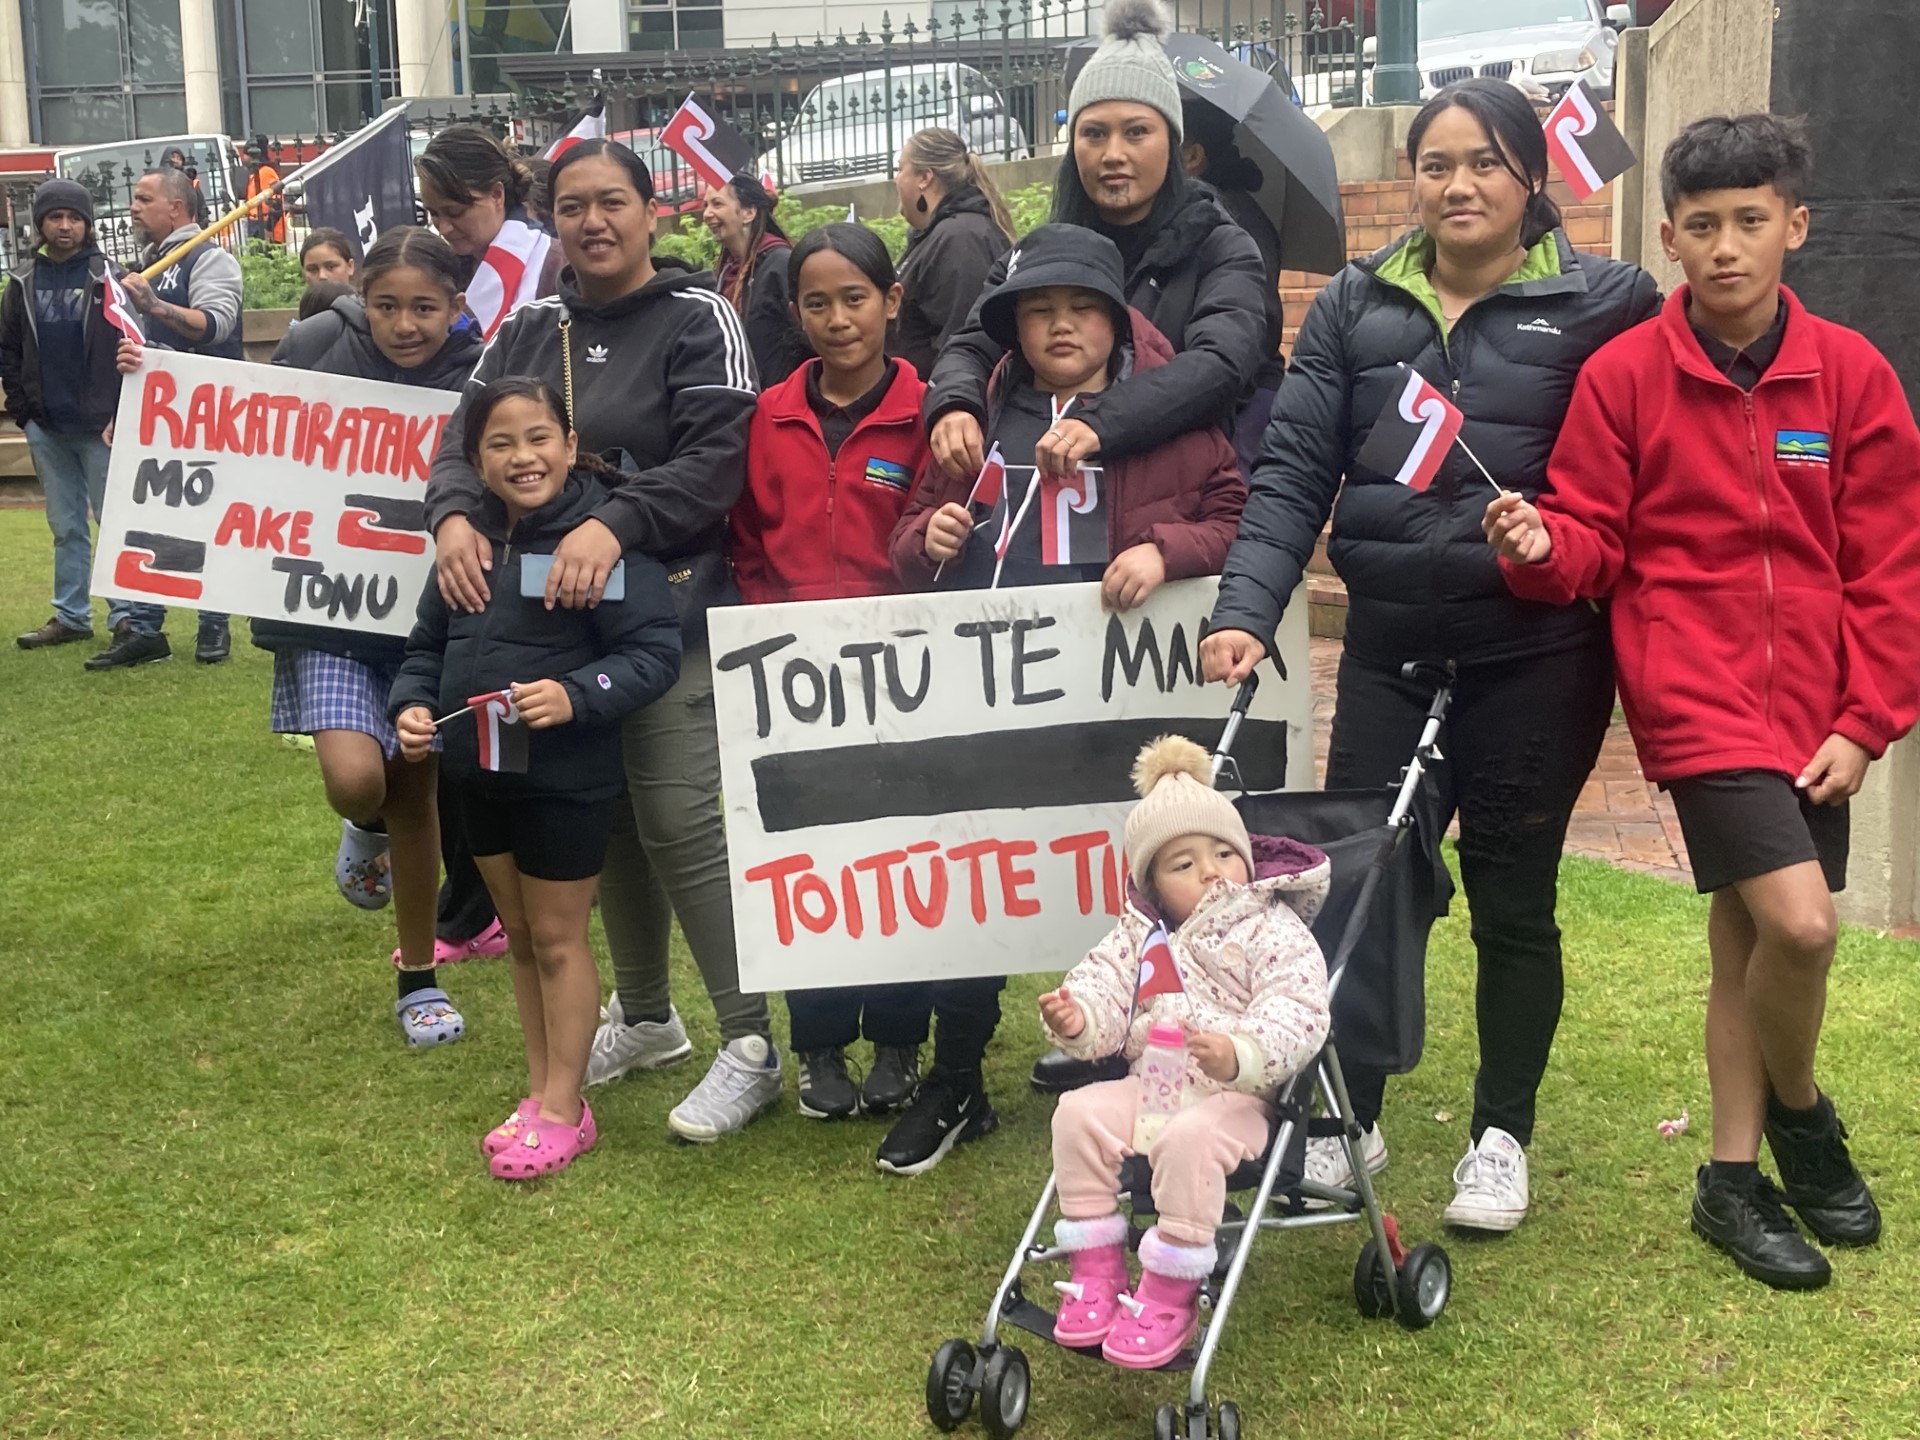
[
  {"xmin": 1123, "ymin": 734, "xmax": 1252, "ymax": 889},
  {"xmin": 1068, "ymin": 0, "xmax": 1184, "ymax": 146}
]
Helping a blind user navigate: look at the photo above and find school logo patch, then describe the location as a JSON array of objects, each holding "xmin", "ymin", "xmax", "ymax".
[
  {"xmin": 1776, "ymin": 430, "xmax": 1832, "ymax": 466},
  {"xmin": 864, "ymin": 458, "xmax": 913, "ymax": 491}
]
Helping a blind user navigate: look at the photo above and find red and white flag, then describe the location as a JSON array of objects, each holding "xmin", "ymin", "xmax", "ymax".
[
  {"xmin": 1544, "ymin": 79, "xmax": 1637, "ymax": 201},
  {"xmin": 965, "ymin": 442, "xmax": 1008, "ymax": 518},
  {"xmin": 467, "ymin": 217, "xmax": 552, "ymax": 341},
  {"xmin": 660, "ymin": 93, "xmax": 755, "ymax": 193},
  {"xmin": 103, "ymin": 266, "xmax": 144, "ymax": 346},
  {"xmin": 469, "ymin": 689, "xmax": 530, "ymax": 774},
  {"xmin": 1039, "ymin": 466, "xmax": 1107, "ymax": 566},
  {"xmin": 544, "ymin": 95, "xmax": 607, "ymax": 162},
  {"xmin": 1134, "ymin": 923, "xmax": 1184, "ymax": 1004},
  {"xmin": 1354, "ymin": 365, "xmax": 1464, "ymax": 493}
]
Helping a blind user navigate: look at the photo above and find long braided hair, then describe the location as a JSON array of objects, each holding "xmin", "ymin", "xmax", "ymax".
[{"xmin": 716, "ymin": 174, "xmax": 789, "ymax": 313}]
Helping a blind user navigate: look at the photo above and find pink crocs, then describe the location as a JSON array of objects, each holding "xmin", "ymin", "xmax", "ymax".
[
  {"xmin": 490, "ymin": 1102, "xmax": 598, "ymax": 1181},
  {"xmin": 393, "ymin": 918, "xmax": 513, "ymax": 969},
  {"xmin": 1101, "ymin": 1228, "xmax": 1216, "ymax": 1370},
  {"xmin": 481, "ymin": 1098, "xmax": 541, "ymax": 1158},
  {"xmin": 1051, "ymin": 1215, "xmax": 1131, "ymax": 1347}
]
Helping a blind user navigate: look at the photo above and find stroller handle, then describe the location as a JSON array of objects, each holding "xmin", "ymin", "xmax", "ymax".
[{"xmin": 1210, "ymin": 672, "xmax": 1261, "ymax": 785}]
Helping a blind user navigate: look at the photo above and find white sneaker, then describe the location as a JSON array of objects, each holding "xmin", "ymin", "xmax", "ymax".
[
  {"xmin": 1301, "ymin": 1123, "xmax": 1389, "ymax": 1209},
  {"xmin": 1443, "ymin": 1127, "xmax": 1530, "ymax": 1232},
  {"xmin": 584, "ymin": 992, "xmax": 694, "ymax": 1087},
  {"xmin": 667, "ymin": 1035, "xmax": 783, "ymax": 1143}
]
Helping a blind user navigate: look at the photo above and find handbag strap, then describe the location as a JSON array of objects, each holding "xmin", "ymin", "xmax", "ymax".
[{"xmin": 558, "ymin": 312, "xmax": 574, "ymax": 421}]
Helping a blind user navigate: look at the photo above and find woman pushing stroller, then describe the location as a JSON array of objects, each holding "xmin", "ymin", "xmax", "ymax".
[{"xmin": 1040, "ymin": 735, "xmax": 1331, "ymax": 1369}]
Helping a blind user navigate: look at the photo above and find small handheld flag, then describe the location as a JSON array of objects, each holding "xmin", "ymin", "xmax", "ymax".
[
  {"xmin": 1038, "ymin": 466, "xmax": 1107, "ymax": 566},
  {"xmin": 932, "ymin": 443, "xmax": 1008, "ymax": 583},
  {"xmin": 660, "ymin": 93, "xmax": 755, "ymax": 193},
  {"xmin": 1355, "ymin": 366, "xmax": 1465, "ymax": 493},
  {"xmin": 103, "ymin": 267, "xmax": 144, "ymax": 346},
  {"xmin": 545, "ymin": 95, "xmax": 608, "ymax": 162},
  {"xmin": 1134, "ymin": 923, "xmax": 1183, "ymax": 1003},
  {"xmin": 1544, "ymin": 80, "xmax": 1637, "ymax": 201},
  {"xmin": 469, "ymin": 689, "xmax": 530, "ymax": 774}
]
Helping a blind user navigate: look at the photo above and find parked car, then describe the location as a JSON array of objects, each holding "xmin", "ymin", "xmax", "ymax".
[
  {"xmin": 1417, "ymin": 0, "xmax": 1631, "ymax": 100},
  {"xmin": 54, "ymin": 133, "xmax": 246, "ymax": 262},
  {"xmin": 766, "ymin": 63, "xmax": 1029, "ymax": 188}
]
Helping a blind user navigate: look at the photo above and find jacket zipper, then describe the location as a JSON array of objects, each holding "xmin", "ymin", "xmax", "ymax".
[{"xmin": 1743, "ymin": 392, "xmax": 1776, "ymax": 722}]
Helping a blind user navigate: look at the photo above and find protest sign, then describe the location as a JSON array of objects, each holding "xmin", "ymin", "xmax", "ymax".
[
  {"xmin": 710, "ymin": 578, "xmax": 1311, "ymax": 990},
  {"xmin": 92, "ymin": 350, "xmax": 456, "ymax": 637}
]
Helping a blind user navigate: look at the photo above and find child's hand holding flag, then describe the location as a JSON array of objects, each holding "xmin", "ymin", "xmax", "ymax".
[
  {"xmin": 509, "ymin": 678, "xmax": 574, "ymax": 729},
  {"xmin": 395, "ymin": 706, "xmax": 437, "ymax": 763},
  {"xmin": 1039, "ymin": 985, "xmax": 1087, "ymax": 1039}
]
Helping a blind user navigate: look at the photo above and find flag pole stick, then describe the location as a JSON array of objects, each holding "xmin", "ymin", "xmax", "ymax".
[
  {"xmin": 1454, "ymin": 435, "xmax": 1511, "ymax": 496},
  {"xmin": 430, "ymin": 703, "xmax": 475, "ymax": 729},
  {"xmin": 991, "ymin": 470, "xmax": 1042, "ymax": 591}
]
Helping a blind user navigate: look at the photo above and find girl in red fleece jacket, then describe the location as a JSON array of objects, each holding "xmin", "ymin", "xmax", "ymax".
[
  {"xmin": 1486, "ymin": 115, "xmax": 1920, "ymax": 1292},
  {"xmin": 727, "ymin": 223, "xmax": 936, "ymax": 1122}
]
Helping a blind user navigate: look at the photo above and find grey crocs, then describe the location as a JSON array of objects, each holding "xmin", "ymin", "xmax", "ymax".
[{"xmin": 396, "ymin": 987, "xmax": 466, "ymax": 1046}]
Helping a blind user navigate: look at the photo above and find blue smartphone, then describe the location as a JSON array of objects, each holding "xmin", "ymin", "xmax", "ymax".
[{"xmin": 519, "ymin": 554, "xmax": 625, "ymax": 601}]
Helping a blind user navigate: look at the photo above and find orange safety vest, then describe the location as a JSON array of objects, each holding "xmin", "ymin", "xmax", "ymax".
[{"xmin": 247, "ymin": 163, "xmax": 286, "ymax": 243}]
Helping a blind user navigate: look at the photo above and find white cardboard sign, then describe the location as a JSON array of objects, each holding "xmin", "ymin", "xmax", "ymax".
[
  {"xmin": 91, "ymin": 350, "xmax": 457, "ymax": 636},
  {"xmin": 711, "ymin": 578, "xmax": 1311, "ymax": 990}
]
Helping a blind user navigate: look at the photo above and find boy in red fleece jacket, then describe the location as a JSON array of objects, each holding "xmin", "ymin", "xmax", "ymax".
[{"xmin": 1485, "ymin": 115, "xmax": 1920, "ymax": 1292}]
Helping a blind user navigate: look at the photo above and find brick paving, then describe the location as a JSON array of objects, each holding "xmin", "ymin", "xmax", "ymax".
[{"xmin": 1306, "ymin": 636, "xmax": 1691, "ymax": 886}]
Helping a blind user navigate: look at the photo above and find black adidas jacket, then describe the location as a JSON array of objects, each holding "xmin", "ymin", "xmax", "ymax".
[
  {"xmin": 925, "ymin": 171, "xmax": 1269, "ymax": 458},
  {"xmin": 253, "ymin": 297, "xmax": 486, "ymax": 665},
  {"xmin": 389, "ymin": 470, "xmax": 682, "ymax": 801},
  {"xmin": 1212, "ymin": 229, "xmax": 1659, "ymax": 669},
  {"xmin": 424, "ymin": 266, "xmax": 757, "ymax": 640}
]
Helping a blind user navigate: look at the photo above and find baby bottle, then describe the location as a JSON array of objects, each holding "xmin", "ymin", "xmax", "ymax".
[{"xmin": 1132, "ymin": 1022, "xmax": 1188, "ymax": 1152}]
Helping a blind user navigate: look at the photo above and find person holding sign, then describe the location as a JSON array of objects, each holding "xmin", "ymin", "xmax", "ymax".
[
  {"xmin": 392, "ymin": 377, "xmax": 683, "ymax": 1178},
  {"xmin": 1203, "ymin": 78, "xmax": 1657, "ymax": 1236},
  {"xmin": 425, "ymin": 139, "xmax": 783, "ymax": 1145},
  {"xmin": 1485, "ymin": 116, "xmax": 1920, "ymax": 1289},
  {"xmin": 1041, "ymin": 736, "xmax": 1329, "ymax": 1367},
  {"xmin": 728, "ymin": 223, "xmax": 935, "ymax": 1122},
  {"xmin": 258, "ymin": 227, "xmax": 488, "ymax": 1042},
  {"xmin": 880, "ymin": 223, "xmax": 1245, "ymax": 1177}
]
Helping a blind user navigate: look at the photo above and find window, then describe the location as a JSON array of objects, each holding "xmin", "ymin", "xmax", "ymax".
[
  {"xmin": 627, "ymin": 0, "xmax": 723, "ymax": 53},
  {"xmin": 30, "ymin": 0, "xmax": 188, "ymax": 144}
]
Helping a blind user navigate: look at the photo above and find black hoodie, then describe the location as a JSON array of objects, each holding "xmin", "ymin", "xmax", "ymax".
[
  {"xmin": 424, "ymin": 266, "xmax": 757, "ymax": 643},
  {"xmin": 253, "ymin": 297, "xmax": 488, "ymax": 665},
  {"xmin": 924, "ymin": 170, "xmax": 1269, "ymax": 460},
  {"xmin": 388, "ymin": 470, "xmax": 683, "ymax": 802},
  {"xmin": 891, "ymin": 187, "xmax": 1013, "ymax": 378}
]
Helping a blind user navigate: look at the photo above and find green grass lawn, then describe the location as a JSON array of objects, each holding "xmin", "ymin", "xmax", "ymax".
[{"xmin": 3, "ymin": 507, "xmax": 1918, "ymax": 1439}]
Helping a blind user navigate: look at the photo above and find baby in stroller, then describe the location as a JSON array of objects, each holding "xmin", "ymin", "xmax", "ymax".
[{"xmin": 1039, "ymin": 734, "xmax": 1332, "ymax": 1369}]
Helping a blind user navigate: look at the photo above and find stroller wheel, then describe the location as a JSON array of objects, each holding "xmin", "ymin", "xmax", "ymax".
[
  {"xmin": 1215, "ymin": 1400, "xmax": 1241, "ymax": 1440},
  {"xmin": 980, "ymin": 1345, "xmax": 1030, "ymax": 1439},
  {"xmin": 1393, "ymin": 1243, "xmax": 1453, "ymax": 1330},
  {"xmin": 1352, "ymin": 1239, "xmax": 1395, "ymax": 1319},
  {"xmin": 926, "ymin": 1338, "xmax": 977, "ymax": 1431},
  {"xmin": 1153, "ymin": 1403, "xmax": 1179, "ymax": 1440}
]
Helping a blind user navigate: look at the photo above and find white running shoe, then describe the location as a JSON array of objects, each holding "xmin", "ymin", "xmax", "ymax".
[
  {"xmin": 1443, "ymin": 1127, "xmax": 1530, "ymax": 1232},
  {"xmin": 1300, "ymin": 1123, "xmax": 1388, "ymax": 1209},
  {"xmin": 667, "ymin": 1035, "xmax": 784, "ymax": 1142},
  {"xmin": 584, "ymin": 992, "xmax": 694, "ymax": 1087}
]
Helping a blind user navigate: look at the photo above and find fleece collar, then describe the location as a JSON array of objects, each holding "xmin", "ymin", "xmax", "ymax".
[{"xmin": 1659, "ymin": 284, "xmax": 1822, "ymax": 387}]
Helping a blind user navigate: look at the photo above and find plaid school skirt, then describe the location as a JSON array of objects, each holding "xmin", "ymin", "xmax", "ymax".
[{"xmin": 270, "ymin": 650, "xmax": 404, "ymax": 759}]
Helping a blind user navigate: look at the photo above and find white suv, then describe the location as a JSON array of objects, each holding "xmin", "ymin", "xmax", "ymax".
[
  {"xmin": 768, "ymin": 63, "xmax": 1030, "ymax": 188},
  {"xmin": 1417, "ymin": 0, "xmax": 1632, "ymax": 100}
]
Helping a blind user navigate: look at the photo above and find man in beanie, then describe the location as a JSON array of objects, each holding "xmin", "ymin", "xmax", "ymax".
[
  {"xmin": 1038, "ymin": 733, "xmax": 1330, "ymax": 1368},
  {"xmin": 925, "ymin": 0, "xmax": 1273, "ymax": 500},
  {"xmin": 876, "ymin": 227, "xmax": 1245, "ymax": 1179},
  {"xmin": 0, "ymin": 178, "xmax": 147, "ymax": 653}
]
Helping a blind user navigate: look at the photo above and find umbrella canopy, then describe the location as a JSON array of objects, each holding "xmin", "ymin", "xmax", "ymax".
[{"xmin": 1063, "ymin": 31, "xmax": 1347, "ymax": 275}]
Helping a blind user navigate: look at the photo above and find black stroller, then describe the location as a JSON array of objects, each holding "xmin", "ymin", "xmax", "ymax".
[{"xmin": 925, "ymin": 665, "xmax": 1458, "ymax": 1440}]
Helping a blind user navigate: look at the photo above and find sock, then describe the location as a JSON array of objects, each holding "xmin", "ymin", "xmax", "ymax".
[
  {"xmin": 398, "ymin": 967, "xmax": 437, "ymax": 1000},
  {"xmin": 1767, "ymin": 1090, "xmax": 1830, "ymax": 1131},
  {"xmin": 627, "ymin": 1008, "xmax": 671, "ymax": 1026},
  {"xmin": 1707, "ymin": 1159, "xmax": 1761, "ymax": 1189}
]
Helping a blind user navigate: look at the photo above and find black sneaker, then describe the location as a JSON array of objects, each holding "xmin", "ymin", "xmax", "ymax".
[
  {"xmin": 1766, "ymin": 1096, "xmax": 1882, "ymax": 1246},
  {"xmin": 1690, "ymin": 1165, "xmax": 1832, "ymax": 1290},
  {"xmin": 1030, "ymin": 1047, "xmax": 1131, "ymax": 1094},
  {"xmin": 85, "ymin": 629, "xmax": 172, "ymax": 671},
  {"xmin": 797, "ymin": 1047, "xmax": 860, "ymax": 1120},
  {"xmin": 195, "ymin": 619, "xmax": 231, "ymax": 664},
  {"xmin": 875, "ymin": 1069, "xmax": 997, "ymax": 1177},
  {"xmin": 861, "ymin": 1044, "xmax": 921, "ymax": 1114}
]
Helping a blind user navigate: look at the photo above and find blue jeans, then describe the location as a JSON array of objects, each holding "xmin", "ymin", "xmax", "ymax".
[{"xmin": 27, "ymin": 422, "xmax": 156, "ymax": 635}]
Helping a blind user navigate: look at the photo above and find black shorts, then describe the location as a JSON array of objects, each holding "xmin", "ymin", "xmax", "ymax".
[
  {"xmin": 460, "ymin": 790, "xmax": 616, "ymax": 883},
  {"xmin": 1665, "ymin": 770, "xmax": 1849, "ymax": 895}
]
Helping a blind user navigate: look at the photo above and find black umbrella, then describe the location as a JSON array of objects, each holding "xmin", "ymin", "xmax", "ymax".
[{"xmin": 1064, "ymin": 31, "xmax": 1347, "ymax": 275}]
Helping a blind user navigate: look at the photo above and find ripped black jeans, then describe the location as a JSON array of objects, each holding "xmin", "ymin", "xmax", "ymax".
[{"xmin": 1325, "ymin": 642, "xmax": 1614, "ymax": 1147}]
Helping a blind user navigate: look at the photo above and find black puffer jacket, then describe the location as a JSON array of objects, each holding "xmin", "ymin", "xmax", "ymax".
[
  {"xmin": 1213, "ymin": 228, "xmax": 1660, "ymax": 668},
  {"xmin": 253, "ymin": 297, "xmax": 486, "ymax": 666},
  {"xmin": 388, "ymin": 471, "xmax": 682, "ymax": 802},
  {"xmin": 891, "ymin": 187, "xmax": 1012, "ymax": 378},
  {"xmin": 925, "ymin": 171, "xmax": 1268, "ymax": 459}
]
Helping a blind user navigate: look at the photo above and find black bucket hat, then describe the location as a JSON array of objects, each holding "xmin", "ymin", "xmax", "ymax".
[{"xmin": 977, "ymin": 223, "xmax": 1131, "ymax": 350}]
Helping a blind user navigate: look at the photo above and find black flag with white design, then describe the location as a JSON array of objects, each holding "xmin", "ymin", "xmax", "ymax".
[
  {"xmin": 1544, "ymin": 79, "xmax": 1637, "ymax": 201},
  {"xmin": 301, "ymin": 110, "xmax": 416, "ymax": 258}
]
